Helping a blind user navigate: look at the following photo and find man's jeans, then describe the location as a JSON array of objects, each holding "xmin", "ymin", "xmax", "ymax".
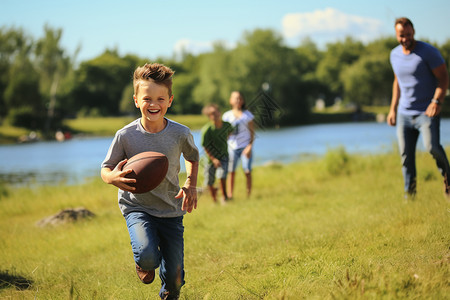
[
  {"xmin": 125, "ymin": 212, "xmax": 184, "ymax": 299},
  {"xmin": 396, "ymin": 113, "xmax": 450, "ymax": 194}
]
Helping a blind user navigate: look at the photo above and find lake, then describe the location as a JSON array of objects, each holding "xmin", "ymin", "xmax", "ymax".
[{"xmin": 1, "ymin": 119, "xmax": 450, "ymax": 186}]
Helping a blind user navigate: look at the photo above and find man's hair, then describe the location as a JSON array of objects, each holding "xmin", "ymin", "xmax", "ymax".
[
  {"xmin": 202, "ymin": 103, "xmax": 220, "ymax": 116},
  {"xmin": 395, "ymin": 17, "xmax": 414, "ymax": 29},
  {"xmin": 133, "ymin": 63, "xmax": 174, "ymax": 96}
]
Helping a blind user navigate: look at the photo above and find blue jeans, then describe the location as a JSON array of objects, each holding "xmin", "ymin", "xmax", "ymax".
[
  {"xmin": 125, "ymin": 212, "xmax": 184, "ymax": 299},
  {"xmin": 396, "ymin": 113, "xmax": 450, "ymax": 193}
]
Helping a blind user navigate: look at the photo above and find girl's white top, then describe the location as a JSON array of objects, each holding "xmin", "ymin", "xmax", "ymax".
[{"xmin": 222, "ymin": 110, "xmax": 254, "ymax": 150}]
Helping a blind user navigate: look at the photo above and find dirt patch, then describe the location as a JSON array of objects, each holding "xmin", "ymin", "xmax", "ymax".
[{"xmin": 36, "ymin": 207, "xmax": 95, "ymax": 227}]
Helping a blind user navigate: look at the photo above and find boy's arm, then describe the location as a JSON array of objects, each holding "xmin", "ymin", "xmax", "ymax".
[
  {"xmin": 101, "ymin": 159, "xmax": 136, "ymax": 192},
  {"xmin": 176, "ymin": 159, "xmax": 199, "ymax": 213}
]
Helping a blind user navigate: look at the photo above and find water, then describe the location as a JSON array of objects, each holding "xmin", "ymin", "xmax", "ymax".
[{"xmin": 1, "ymin": 120, "xmax": 450, "ymax": 186}]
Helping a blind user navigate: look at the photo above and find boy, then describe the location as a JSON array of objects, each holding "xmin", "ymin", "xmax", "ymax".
[
  {"xmin": 200, "ymin": 104, "xmax": 233, "ymax": 203},
  {"xmin": 101, "ymin": 63, "xmax": 199, "ymax": 300}
]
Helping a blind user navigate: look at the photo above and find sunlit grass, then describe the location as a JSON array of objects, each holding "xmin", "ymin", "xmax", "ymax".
[
  {"xmin": 1, "ymin": 149, "xmax": 449, "ymax": 299},
  {"xmin": 0, "ymin": 123, "xmax": 31, "ymax": 143}
]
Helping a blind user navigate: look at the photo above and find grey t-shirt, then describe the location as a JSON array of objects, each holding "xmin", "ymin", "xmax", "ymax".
[{"xmin": 101, "ymin": 118, "xmax": 199, "ymax": 218}]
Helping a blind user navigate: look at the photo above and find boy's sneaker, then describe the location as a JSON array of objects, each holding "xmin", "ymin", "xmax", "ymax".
[
  {"xmin": 135, "ymin": 264, "xmax": 155, "ymax": 284},
  {"xmin": 404, "ymin": 190, "xmax": 416, "ymax": 202},
  {"xmin": 161, "ymin": 291, "xmax": 179, "ymax": 300}
]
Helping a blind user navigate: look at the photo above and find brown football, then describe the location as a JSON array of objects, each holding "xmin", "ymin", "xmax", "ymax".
[{"xmin": 123, "ymin": 151, "xmax": 169, "ymax": 194}]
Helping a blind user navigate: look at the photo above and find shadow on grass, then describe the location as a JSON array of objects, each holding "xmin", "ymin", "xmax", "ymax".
[{"xmin": 0, "ymin": 270, "xmax": 33, "ymax": 290}]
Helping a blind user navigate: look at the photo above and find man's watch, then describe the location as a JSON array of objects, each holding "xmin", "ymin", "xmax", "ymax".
[{"xmin": 431, "ymin": 99, "xmax": 441, "ymax": 105}]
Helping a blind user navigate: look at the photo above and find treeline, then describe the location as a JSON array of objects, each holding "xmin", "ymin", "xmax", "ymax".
[{"xmin": 1, "ymin": 25, "xmax": 450, "ymax": 135}]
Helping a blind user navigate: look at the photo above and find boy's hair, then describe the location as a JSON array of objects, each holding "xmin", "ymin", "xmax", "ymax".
[
  {"xmin": 202, "ymin": 103, "xmax": 220, "ymax": 116},
  {"xmin": 395, "ymin": 17, "xmax": 414, "ymax": 29},
  {"xmin": 133, "ymin": 63, "xmax": 175, "ymax": 97}
]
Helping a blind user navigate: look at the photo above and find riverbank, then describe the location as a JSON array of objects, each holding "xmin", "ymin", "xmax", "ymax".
[
  {"xmin": 0, "ymin": 114, "xmax": 208, "ymax": 144},
  {"xmin": 1, "ymin": 104, "xmax": 448, "ymax": 144},
  {"xmin": 1, "ymin": 150, "xmax": 449, "ymax": 299}
]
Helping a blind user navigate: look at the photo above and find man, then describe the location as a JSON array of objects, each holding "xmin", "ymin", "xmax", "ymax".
[{"xmin": 387, "ymin": 17, "xmax": 450, "ymax": 200}]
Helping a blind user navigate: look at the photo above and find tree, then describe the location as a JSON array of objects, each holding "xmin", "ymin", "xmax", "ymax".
[
  {"xmin": 4, "ymin": 54, "xmax": 43, "ymax": 129},
  {"xmin": 34, "ymin": 25, "xmax": 76, "ymax": 133},
  {"xmin": 316, "ymin": 37, "xmax": 364, "ymax": 104},
  {"xmin": 192, "ymin": 42, "xmax": 233, "ymax": 111},
  {"xmin": 439, "ymin": 39, "xmax": 450, "ymax": 88},
  {"xmin": 0, "ymin": 27, "xmax": 33, "ymax": 120},
  {"xmin": 341, "ymin": 37, "xmax": 397, "ymax": 106},
  {"xmin": 70, "ymin": 50, "xmax": 139, "ymax": 116}
]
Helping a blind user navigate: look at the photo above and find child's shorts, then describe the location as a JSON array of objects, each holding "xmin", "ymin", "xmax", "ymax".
[
  {"xmin": 204, "ymin": 158, "xmax": 228, "ymax": 186},
  {"xmin": 228, "ymin": 146, "xmax": 252, "ymax": 173}
]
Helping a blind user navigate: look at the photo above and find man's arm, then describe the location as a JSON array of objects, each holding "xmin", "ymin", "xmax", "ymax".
[
  {"xmin": 426, "ymin": 63, "xmax": 449, "ymax": 117},
  {"xmin": 387, "ymin": 75, "xmax": 400, "ymax": 126}
]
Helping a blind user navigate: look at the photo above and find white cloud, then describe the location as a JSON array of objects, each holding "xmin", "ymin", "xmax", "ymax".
[
  {"xmin": 173, "ymin": 39, "xmax": 214, "ymax": 56},
  {"xmin": 282, "ymin": 7, "xmax": 384, "ymax": 44},
  {"xmin": 173, "ymin": 39, "xmax": 236, "ymax": 57}
]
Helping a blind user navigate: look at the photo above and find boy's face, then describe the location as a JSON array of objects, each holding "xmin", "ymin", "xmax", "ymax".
[
  {"xmin": 134, "ymin": 81, "xmax": 173, "ymax": 125},
  {"xmin": 206, "ymin": 107, "xmax": 221, "ymax": 122}
]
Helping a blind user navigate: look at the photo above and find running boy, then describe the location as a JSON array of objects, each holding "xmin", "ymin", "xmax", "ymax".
[
  {"xmin": 201, "ymin": 104, "xmax": 233, "ymax": 203},
  {"xmin": 101, "ymin": 63, "xmax": 199, "ymax": 300}
]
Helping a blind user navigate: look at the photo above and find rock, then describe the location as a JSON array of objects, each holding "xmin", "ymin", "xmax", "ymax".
[{"xmin": 36, "ymin": 207, "xmax": 95, "ymax": 227}]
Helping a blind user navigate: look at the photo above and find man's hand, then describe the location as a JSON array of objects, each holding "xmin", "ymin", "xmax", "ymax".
[
  {"xmin": 387, "ymin": 110, "xmax": 397, "ymax": 126},
  {"xmin": 425, "ymin": 102, "xmax": 442, "ymax": 117}
]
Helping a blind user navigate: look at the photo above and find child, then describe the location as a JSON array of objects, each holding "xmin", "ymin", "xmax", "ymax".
[
  {"xmin": 200, "ymin": 104, "xmax": 234, "ymax": 203},
  {"xmin": 101, "ymin": 63, "xmax": 199, "ymax": 300},
  {"xmin": 222, "ymin": 91, "xmax": 255, "ymax": 198}
]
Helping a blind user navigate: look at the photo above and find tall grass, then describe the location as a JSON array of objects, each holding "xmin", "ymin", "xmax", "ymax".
[{"xmin": 1, "ymin": 149, "xmax": 449, "ymax": 299}]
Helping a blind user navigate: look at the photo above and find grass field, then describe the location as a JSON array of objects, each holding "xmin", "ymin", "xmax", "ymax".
[{"xmin": 1, "ymin": 149, "xmax": 449, "ymax": 299}]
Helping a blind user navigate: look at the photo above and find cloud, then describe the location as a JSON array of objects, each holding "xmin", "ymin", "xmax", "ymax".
[
  {"xmin": 173, "ymin": 39, "xmax": 214, "ymax": 56},
  {"xmin": 173, "ymin": 39, "xmax": 236, "ymax": 57},
  {"xmin": 282, "ymin": 7, "xmax": 384, "ymax": 44}
]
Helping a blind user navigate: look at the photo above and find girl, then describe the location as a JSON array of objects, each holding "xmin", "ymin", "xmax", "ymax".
[{"xmin": 222, "ymin": 91, "xmax": 255, "ymax": 198}]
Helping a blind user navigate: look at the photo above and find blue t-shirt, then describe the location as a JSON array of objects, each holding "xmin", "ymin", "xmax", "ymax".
[{"xmin": 390, "ymin": 41, "xmax": 445, "ymax": 115}]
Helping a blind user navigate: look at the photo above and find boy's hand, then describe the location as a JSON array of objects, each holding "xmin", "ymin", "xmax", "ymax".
[
  {"xmin": 176, "ymin": 185, "xmax": 197, "ymax": 213},
  {"xmin": 102, "ymin": 159, "xmax": 136, "ymax": 192},
  {"xmin": 212, "ymin": 158, "xmax": 221, "ymax": 168}
]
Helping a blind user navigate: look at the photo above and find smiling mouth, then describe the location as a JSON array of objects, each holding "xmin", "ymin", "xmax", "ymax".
[{"xmin": 148, "ymin": 109, "xmax": 160, "ymax": 114}]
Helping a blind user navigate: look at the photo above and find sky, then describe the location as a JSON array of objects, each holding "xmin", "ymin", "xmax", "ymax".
[{"xmin": 2, "ymin": 0, "xmax": 450, "ymax": 63}]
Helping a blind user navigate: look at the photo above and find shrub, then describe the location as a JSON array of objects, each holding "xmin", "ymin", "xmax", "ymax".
[{"xmin": 323, "ymin": 146, "xmax": 351, "ymax": 175}]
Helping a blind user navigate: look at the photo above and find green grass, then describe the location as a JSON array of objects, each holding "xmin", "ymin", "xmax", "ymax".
[
  {"xmin": 0, "ymin": 124, "xmax": 32, "ymax": 144},
  {"xmin": 1, "ymin": 149, "xmax": 449, "ymax": 299}
]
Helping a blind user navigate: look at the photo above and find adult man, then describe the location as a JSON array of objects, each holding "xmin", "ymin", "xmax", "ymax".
[{"xmin": 387, "ymin": 17, "xmax": 450, "ymax": 199}]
